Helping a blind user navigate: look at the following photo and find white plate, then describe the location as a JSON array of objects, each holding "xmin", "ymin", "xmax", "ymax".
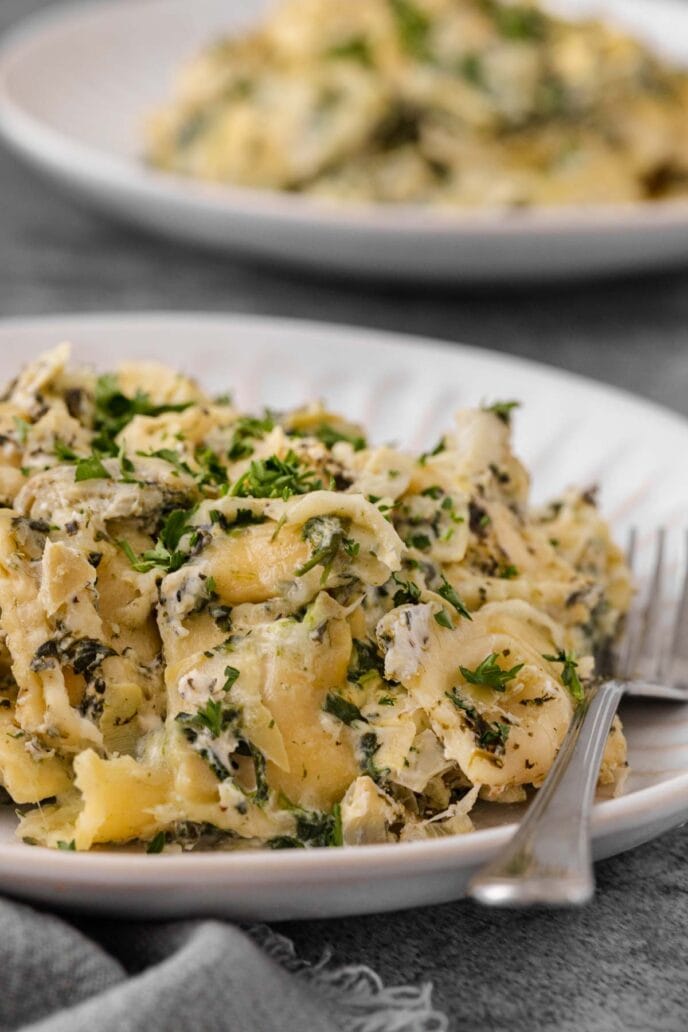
[
  {"xmin": 0, "ymin": 312, "xmax": 687, "ymax": 920},
  {"xmin": 2, "ymin": 0, "xmax": 688, "ymax": 282}
]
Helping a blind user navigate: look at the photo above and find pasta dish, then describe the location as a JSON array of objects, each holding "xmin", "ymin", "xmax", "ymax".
[
  {"xmin": 147, "ymin": 0, "xmax": 688, "ymax": 208},
  {"xmin": 0, "ymin": 346, "xmax": 630, "ymax": 852}
]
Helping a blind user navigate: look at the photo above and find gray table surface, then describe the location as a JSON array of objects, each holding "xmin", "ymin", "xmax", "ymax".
[{"xmin": 1, "ymin": 2, "xmax": 687, "ymax": 1030}]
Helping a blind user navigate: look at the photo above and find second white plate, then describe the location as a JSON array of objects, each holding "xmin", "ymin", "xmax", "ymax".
[
  {"xmin": 2, "ymin": 0, "xmax": 688, "ymax": 282},
  {"xmin": 0, "ymin": 312, "xmax": 686, "ymax": 919}
]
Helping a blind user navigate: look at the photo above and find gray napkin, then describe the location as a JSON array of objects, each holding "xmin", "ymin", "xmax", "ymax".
[{"xmin": 0, "ymin": 897, "xmax": 447, "ymax": 1032}]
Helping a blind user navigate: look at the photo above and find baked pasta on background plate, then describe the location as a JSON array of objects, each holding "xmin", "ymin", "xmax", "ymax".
[
  {"xmin": 148, "ymin": 0, "xmax": 688, "ymax": 209},
  {"xmin": 0, "ymin": 345, "xmax": 630, "ymax": 853}
]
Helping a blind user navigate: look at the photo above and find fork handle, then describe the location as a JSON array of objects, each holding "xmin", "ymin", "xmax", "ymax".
[{"xmin": 468, "ymin": 679, "xmax": 625, "ymax": 906}]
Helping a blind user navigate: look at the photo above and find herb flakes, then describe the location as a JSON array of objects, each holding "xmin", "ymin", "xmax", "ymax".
[
  {"xmin": 481, "ymin": 399, "xmax": 521, "ymax": 425},
  {"xmin": 230, "ymin": 451, "xmax": 321, "ymax": 500},
  {"xmin": 389, "ymin": 0, "xmax": 431, "ymax": 58},
  {"xmin": 459, "ymin": 652, "xmax": 524, "ymax": 692},
  {"xmin": 92, "ymin": 373, "xmax": 193, "ymax": 455},
  {"xmin": 543, "ymin": 649, "xmax": 585, "ymax": 703},
  {"xmin": 438, "ymin": 575, "xmax": 472, "ymax": 620}
]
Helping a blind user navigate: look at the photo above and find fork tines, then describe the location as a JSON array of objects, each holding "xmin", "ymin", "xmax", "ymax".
[{"xmin": 621, "ymin": 528, "xmax": 688, "ymax": 691}]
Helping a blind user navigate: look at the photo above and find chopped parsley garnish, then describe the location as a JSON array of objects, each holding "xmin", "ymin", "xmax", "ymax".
[
  {"xmin": 421, "ymin": 485, "xmax": 444, "ymax": 500},
  {"xmin": 53, "ymin": 438, "xmax": 78, "ymax": 462},
  {"xmin": 389, "ymin": 0, "xmax": 431, "ymax": 58},
  {"xmin": 161, "ymin": 507, "xmax": 196, "ymax": 550},
  {"xmin": 438, "ymin": 575, "xmax": 472, "ymax": 619},
  {"xmin": 54, "ymin": 441, "xmax": 113, "ymax": 482},
  {"xmin": 140, "ymin": 445, "xmax": 227, "ymax": 488},
  {"xmin": 295, "ymin": 515, "xmax": 355, "ymax": 579},
  {"xmin": 418, "ymin": 437, "xmax": 446, "ymax": 465},
  {"xmin": 223, "ymin": 666, "xmax": 240, "ymax": 692},
  {"xmin": 481, "ymin": 399, "xmax": 521, "ymax": 425},
  {"xmin": 498, "ymin": 564, "xmax": 519, "ymax": 579},
  {"xmin": 457, "ymin": 51, "xmax": 484, "ymax": 86},
  {"xmin": 295, "ymin": 422, "xmax": 367, "ymax": 452},
  {"xmin": 227, "ymin": 415, "xmax": 275, "ymax": 461},
  {"xmin": 230, "ymin": 451, "xmax": 321, "ymax": 500},
  {"xmin": 391, "ymin": 573, "xmax": 421, "ymax": 607},
  {"xmin": 446, "ymin": 688, "xmax": 511, "ymax": 757},
  {"xmin": 369, "ymin": 496, "xmax": 394, "ymax": 517},
  {"xmin": 543, "ymin": 650, "xmax": 584, "ymax": 703},
  {"xmin": 92, "ymin": 373, "xmax": 193, "ymax": 454},
  {"xmin": 184, "ymin": 698, "xmax": 229, "ymax": 739},
  {"xmin": 326, "ymin": 37, "xmax": 374, "ymax": 68},
  {"xmin": 57, "ymin": 839, "xmax": 76, "ymax": 851},
  {"xmin": 138, "ymin": 448, "xmax": 193, "ymax": 476},
  {"xmin": 248, "ymin": 742, "xmax": 269, "ymax": 804},
  {"xmin": 13, "ymin": 416, "xmax": 29, "ymax": 445},
  {"xmin": 484, "ymin": 0, "xmax": 546, "ymax": 41},
  {"xmin": 194, "ymin": 445, "xmax": 228, "ymax": 488},
  {"xmin": 407, "ymin": 532, "xmax": 432, "ymax": 552},
  {"xmin": 442, "ymin": 495, "xmax": 462, "ymax": 515},
  {"xmin": 434, "ymin": 608, "xmax": 453, "ymax": 629},
  {"xmin": 74, "ymin": 455, "xmax": 112, "ymax": 482},
  {"xmin": 119, "ymin": 506, "xmax": 196, "ymax": 574},
  {"xmin": 146, "ymin": 831, "xmax": 166, "ymax": 854},
  {"xmin": 270, "ymin": 514, "xmax": 287, "ymax": 542},
  {"xmin": 459, "ymin": 652, "xmax": 524, "ymax": 692},
  {"xmin": 476, "ymin": 720, "xmax": 511, "ymax": 753},
  {"xmin": 119, "ymin": 448, "xmax": 136, "ymax": 480},
  {"xmin": 323, "ymin": 692, "xmax": 368, "ymax": 726}
]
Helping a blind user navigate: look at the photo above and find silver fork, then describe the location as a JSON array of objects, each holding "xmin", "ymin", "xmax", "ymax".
[{"xmin": 469, "ymin": 528, "xmax": 688, "ymax": 907}]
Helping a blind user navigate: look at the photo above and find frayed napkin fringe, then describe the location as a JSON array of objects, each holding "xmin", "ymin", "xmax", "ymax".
[{"xmin": 250, "ymin": 925, "xmax": 449, "ymax": 1032}]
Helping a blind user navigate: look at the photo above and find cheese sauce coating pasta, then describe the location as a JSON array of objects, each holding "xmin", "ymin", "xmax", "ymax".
[{"xmin": 0, "ymin": 346, "xmax": 630, "ymax": 851}]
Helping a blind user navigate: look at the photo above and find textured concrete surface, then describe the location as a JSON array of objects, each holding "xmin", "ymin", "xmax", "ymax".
[{"xmin": 1, "ymin": 2, "xmax": 687, "ymax": 1030}]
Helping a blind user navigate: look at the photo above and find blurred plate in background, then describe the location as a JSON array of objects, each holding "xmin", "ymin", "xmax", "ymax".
[{"xmin": 1, "ymin": 0, "xmax": 688, "ymax": 282}]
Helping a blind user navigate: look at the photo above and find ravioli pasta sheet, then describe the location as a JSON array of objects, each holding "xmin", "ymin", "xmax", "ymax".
[
  {"xmin": 147, "ymin": 0, "xmax": 688, "ymax": 208},
  {"xmin": 0, "ymin": 346, "xmax": 630, "ymax": 852}
]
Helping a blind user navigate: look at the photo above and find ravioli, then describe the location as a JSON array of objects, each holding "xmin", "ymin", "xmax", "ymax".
[{"xmin": 0, "ymin": 346, "xmax": 631, "ymax": 852}]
